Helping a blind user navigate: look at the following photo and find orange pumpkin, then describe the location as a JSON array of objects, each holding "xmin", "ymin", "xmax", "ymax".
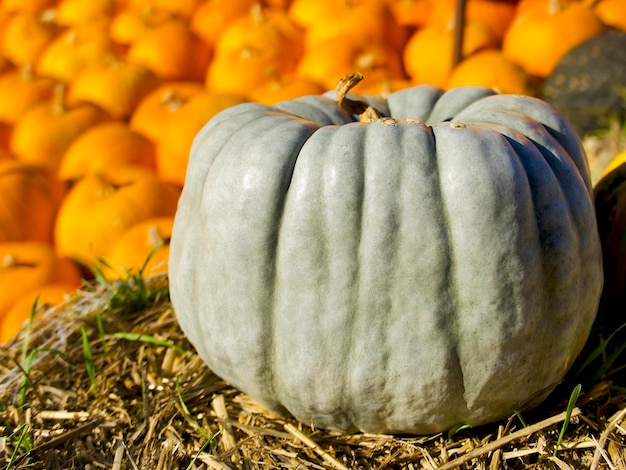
[
  {"xmin": 447, "ymin": 49, "xmax": 534, "ymax": 95},
  {"xmin": 591, "ymin": 0, "xmax": 626, "ymax": 32},
  {"xmin": 10, "ymin": 84, "xmax": 110, "ymax": 172},
  {"xmin": 502, "ymin": 0, "xmax": 605, "ymax": 78},
  {"xmin": 206, "ymin": 4, "xmax": 304, "ymax": 94},
  {"xmin": 1, "ymin": 0, "xmax": 58, "ymax": 13},
  {"xmin": 129, "ymin": 81, "xmax": 205, "ymax": 142},
  {"xmin": 290, "ymin": 0, "xmax": 408, "ymax": 52},
  {"xmin": 0, "ymin": 66, "xmax": 55, "ymax": 125},
  {"xmin": 54, "ymin": 0, "xmax": 115, "ymax": 27},
  {"xmin": 155, "ymin": 91, "xmax": 246, "ymax": 185},
  {"xmin": 1, "ymin": 11, "xmax": 58, "ymax": 66},
  {"xmin": 248, "ymin": 76, "xmax": 326, "ymax": 105},
  {"xmin": 348, "ymin": 77, "xmax": 414, "ymax": 97},
  {"xmin": 54, "ymin": 166, "xmax": 181, "ymax": 266},
  {"xmin": 58, "ymin": 121, "xmax": 156, "ymax": 181},
  {"xmin": 68, "ymin": 58, "xmax": 161, "ymax": 119},
  {"xmin": 109, "ymin": 6, "xmax": 173, "ymax": 45},
  {"xmin": 36, "ymin": 26, "xmax": 119, "ymax": 83},
  {"xmin": 403, "ymin": 19, "xmax": 498, "ymax": 87},
  {"xmin": 190, "ymin": 0, "xmax": 256, "ymax": 45},
  {"xmin": 0, "ymin": 159, "xmax": 65, "ymax": 243},
  {"xmin": 388, "ymin": 0, "xmax": 432, "ymax": 27},
  {"xmin": 0, "ymin": 123, "xmax": 12, "ymax": 153},
  {"xmin": 126, "ymin": 19, "xmax": 211, "ymax": 81},
  {"xmin": 428, "ymin": 0, "xmax": 518, "ymax": 43},
  {"xmin": 149, "ymin": 0, "xmax": 204, "ymax": 19},
  {"xmin": 1, "ymin": 282, "xmax": 78, "ymax": 343},
  {"xmin": 297, "ymin": 35, "xmax": 405, "ymax": 91},
  {"xmin": 0, "ymin": 241, "xmax": 81, "ymax": 325},
  {"xmin": 102, "ymin": 216, "xmax": 173, "ymax": 279}
]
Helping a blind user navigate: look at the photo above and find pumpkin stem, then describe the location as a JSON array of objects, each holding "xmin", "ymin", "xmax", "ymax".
[
  {"xmin": 2, "ymin": 254, "xmax": 15, "ymax": 268},
  {"xmin": 336, "ymin": 72, "xmax": 386, "ymax": 123},
  {"xmin": 147, "ymin": 225, "xmax": 163, "ymax": 247},
  {"xmin": 51, "ymin": 82, "xmax": 67, "ymax": 116},
  {"xmin": 548, "ymin": 0, "xmax": 562, "ymax": 14}
]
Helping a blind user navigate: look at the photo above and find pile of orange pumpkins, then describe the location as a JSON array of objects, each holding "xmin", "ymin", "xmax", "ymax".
[{"xmin": 0, "ymin": 0, "xmax": 624, "ymax": 342}]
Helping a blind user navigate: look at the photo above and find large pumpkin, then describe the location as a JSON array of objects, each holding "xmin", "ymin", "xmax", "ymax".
[{"xmin": 169, "ymin": 76, "xmax": 603, "ymax": 435}]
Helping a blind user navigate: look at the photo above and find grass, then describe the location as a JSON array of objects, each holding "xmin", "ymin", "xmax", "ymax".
[{"xmin": 1, "ymin": 271, "xmax": 625, "ymax": 469}]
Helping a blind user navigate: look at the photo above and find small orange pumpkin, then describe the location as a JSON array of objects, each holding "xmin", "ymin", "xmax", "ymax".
[
  {"xmin": 447, "ymin": 49, "xmax": 534, "ymax": 95},
  {"xmin": 290, "ymin": 0, "xmax": 408, "ymax": 52},
  {"xmin": 36, "ymin": 25, "xmax": 118, "ymax": 82},
  {"xmin": 0, "ymin": 65, "xmax": 55, "ymax": 125},
  {"xmin": 109, "ymin": 6, "xmax": 173, "ymax": 46},
  {"xmin": 403, "ymin": 18, "xmax": 498, "ymax": 87},
  {"xmin": 155, "ymin": 91, "xmax": 246, "ymax": 185},
  {"xmin": 149, "ymin": 0, "xmax": 204, "ymax": 19},
  {"xmin": 388, "ymin": 0, "xmax": 432, "ymax": 28},
  {"xmin": 1, "ymin": 0, "xmax": 58, "ymax": 13},
  {"xmin": 68, "ymin": 57, "xmax": 161, "ymax": 119},
  {"xmin": 297, "ymin": 35, "xmax": 405, "ymax": 91},
  {"xmin": 54, "ymin": 166, "xmax": 181, "ymax": 266},
  {"xmin": 102, "ymin": 216, "xmax": 173, "ymax": 279},
  {"xmin": 591, "ymin": 0, "xmax": 626, "ymax": 32},
  {"xmin": 126, "ymin": 19, "xmax": 211, "ymax": 81},
  {"xmin": 190, "ymin": 0, "xmax": 256, "ymax": 45},
  {"xmin": 206, "ymin": 4, "xmax": 304, "ymax": 94},
  {"xmin": 10, "ymin": 84, "xmax": 110, "ymax": 172},
  {"xmin": 0, "ymin": 241, "xmax": 81, "ymax": 324},
  {"xmin": 428, "ymin": 0, "xmax": 518, "ymax": 43},
  {"xmin": 502, "ymin": 0, "xmax": 605, "ymax": 78},
  {"xmin": 1, "ymin": 282, "xmax": 78, "ymax": 343},
  {"xmin": 248, "ymin": 76, "xmax": 326, "ymax": 105},
  {"xmin": 129, "ymin": 81, "xmax": 205, "ymax": 142},
  {"xmin": 58, "ymin": 121, "xmax": 156, "ymax": 181},
  {"xmin": 0, "ymin": 159, "xmax": 65, "ymax": 243},
  {"xmin": 1, "ymin": 11, "xmax": 58, "ymax": 66},
  {"xmin": 54, "ymin": 0, "xmax": 114, "ymax": 27}
]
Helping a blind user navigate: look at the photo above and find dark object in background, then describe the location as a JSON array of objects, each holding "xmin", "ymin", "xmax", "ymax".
[{"xmin": 542, "ymin": 28, "xmax": 626, "ymax": 136}]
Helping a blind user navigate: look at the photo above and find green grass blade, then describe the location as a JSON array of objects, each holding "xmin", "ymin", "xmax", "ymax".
[
  {"xmin": 95, "ymin": 313, "xmax": 108, "ymax": 353},
  {"xmin": 553, "ymin": 383, "xmax": 581, "ymax": 456},
  {"xmin": 514, "ymin": 410, "xmax": 527, "ymax": 428},
  {"xmin": 447, "ymin": 423, "xmax": 472, "ymax": 440},
  {"xmin": 5, "ymin": 423, "xmax": 30, "ymax": 470},
  {"xmin": 175, "ymin": 376, "xmax": 212, "ymax": 441},
  {"xmin": 575, "ymin": 323, "xmax": 626, "ymax": 378},
  {"xmin": 113, "ymin": 332, "xmax": 189, "ymax": 357},
  {"xmin": 81, "ymin": 326, "xmax": 97, "ymax": 395}
]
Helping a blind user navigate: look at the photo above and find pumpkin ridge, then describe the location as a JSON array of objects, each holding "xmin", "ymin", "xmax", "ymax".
[
  {"xmin": 428, "ymin": 124, "xmax": 469, "ymax": 421},
  {"xmin": 266, "ymin": 122, "xmax": 323, "ymax": 414},
  {"xmin": 196, "ymin": 113, "xmax": 318, "ymax": 411}
]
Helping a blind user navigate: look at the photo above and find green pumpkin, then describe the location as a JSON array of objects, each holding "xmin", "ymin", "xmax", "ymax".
[{"xmin": 169, "ymin": 77, "xmax": 603, "ymax": 435}]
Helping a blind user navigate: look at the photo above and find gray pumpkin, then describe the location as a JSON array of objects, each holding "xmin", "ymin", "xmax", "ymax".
[{"xmin": 169, "ymin": 82, "xmax": 603, "ymax": 435}]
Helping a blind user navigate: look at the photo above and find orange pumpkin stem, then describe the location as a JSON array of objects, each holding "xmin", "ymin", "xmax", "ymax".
[
  {"xmin": 147, "ymin": 225, "xmax": 163, "ymax": 247},
  {"xmin": 549, "ymin": 0, "xmax": 563, "ymax": 14},
  {"xmin": 51, "ymin": 82, "xmax": 67, "ymax": 116},
  {"xmin": 2, "ymin": 254, "xmax": 15, "ymax": 268},
  {"xmin": 336, "ymin": 72, "xmax": 386, "ymax": 123}
]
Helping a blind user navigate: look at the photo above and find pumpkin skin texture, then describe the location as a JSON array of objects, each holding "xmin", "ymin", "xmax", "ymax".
[
  {"xmin": 593, "ymin": 161, "xmax": 626, "ymax": 329},
  {"xmin": 169, "ymin": 85, "xmax": 603, "ymax": 435}
]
